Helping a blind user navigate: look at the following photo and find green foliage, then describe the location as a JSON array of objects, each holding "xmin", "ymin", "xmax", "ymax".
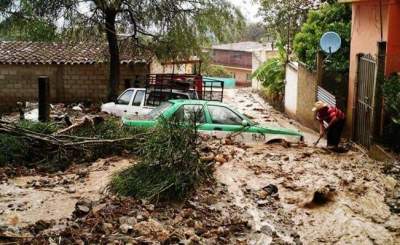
[
  {"xmin": 17, "ymin": 120, "xmax": 59, "ymax": 134},
  {"xmin": 0, "ymin": 118, "xmax": 144, "ymax": 171},
  {"xmin": 259, "ymin": 0, "xmax": 313, "ymax": 48},
  {"xmin": 0, "ymin": 18, "xmax": 58, "ymax": 42},
  {"xmin": 251, "ymin": 38, "xmax": 286, "ymax": 95},
  {"xmin": 110, "ymin": 117, "xmax": 209, "ymax": 202},
  {"xmin": 0, "ymin": 120, "xmax": 61, "ymax": 166},
  {"xmin": 0, "ymin": 0, "xmax": 59, "ymax": 41},
  {"xmin": 72, "ymin": 118, "xmax": 143, "ymax": 139},
  {"xmin": 150, "ymin": 1, "xmax": 245, "ymax": 61},
  {"xmin": 0, "ymin": 134, "xmax": 27, "ymax": 166},
  {"xmin": 202, "ymin": 65, "xmax": 231, "ymax": 78},
  {"xmin": 383, "ymin": 74, "xmax": 400, "ymax": 125},
  {"xmin": 293, "ymin": 3, "xmax": 351, "ymax": 71}
]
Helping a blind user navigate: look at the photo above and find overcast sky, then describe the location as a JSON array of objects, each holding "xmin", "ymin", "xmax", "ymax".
[{"xmin": 228, "ymin": 0, "xmax": 262, "ymax": 23}]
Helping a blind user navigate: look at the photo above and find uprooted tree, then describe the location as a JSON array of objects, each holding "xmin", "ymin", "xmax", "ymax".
[
  {"xmin": 110, "ymin": 116, "xmax": 210, "ymax": 202},
  {"xmin": 0, "ymin": 112, "xmax": 213, "ymax": 201},
  {"xmin": 0, "ymin": 0, "xmax": 244, "ymax": 101}
]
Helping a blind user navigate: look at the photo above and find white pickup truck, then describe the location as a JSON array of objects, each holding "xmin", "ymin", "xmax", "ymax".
[{"xmin": 101, "ymin": 88, "xmax": 198, "ymax": 117}]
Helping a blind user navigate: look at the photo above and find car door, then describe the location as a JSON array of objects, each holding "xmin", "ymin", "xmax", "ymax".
[
  {"xmin": 115, "ymin": 90, "xmax": 134, "ymax": 116},
  {"xmin": 203, "ymin": 105, "xmax": 245, "ymax": 138},
  {"xmin": 128, "ymin": 89, "xmax": 146, "ymax": 115},
  {"xmin": 173, "ymin": 104, "xmax": 206, "ymax": 126}
]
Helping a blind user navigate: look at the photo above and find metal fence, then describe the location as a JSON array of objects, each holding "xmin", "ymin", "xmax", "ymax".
[
  {"xmin": 317, "ymin": 86, "xmax": 336, "ymax": 106},
  {"xmin": 354, "ymin": 54, "xmax": 377, "ymax": 148}
]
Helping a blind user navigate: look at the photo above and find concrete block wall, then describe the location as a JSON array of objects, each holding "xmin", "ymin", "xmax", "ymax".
[
  {"xmin": 295, "ymin": 63, "xmax": 319, "ymax": 131},
  {"xmin": 284, "ymin": 62, "xmax": 298, "ymax": 118},
  {"xmin": 0, "ymin": 63, "xmax": 148, "ymax": 110},
  {"xmin": 283, "ymin": 62, "xmax": 319, "ymax": 131},
  {"xmin": 0, "ymin": 65, "xmax": 58, "ymax": 107}
]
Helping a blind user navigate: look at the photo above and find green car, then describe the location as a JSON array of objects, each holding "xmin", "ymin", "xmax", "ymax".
[{"xmin": 122, "ymin": 100, "xmax": 304, "ymax": 144}]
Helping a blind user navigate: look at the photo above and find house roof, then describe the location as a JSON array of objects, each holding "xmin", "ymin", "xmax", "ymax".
[
  {"xmin": 212, "ymin": 41, "xmax": 274, "ymax": 52},
  {"xmin": 338, "ymin": 0, "xmax": 375, "ymax": 3},
  {"xmin": 0, "ymin": 41, "xmax": 146, "ymax": 65}
]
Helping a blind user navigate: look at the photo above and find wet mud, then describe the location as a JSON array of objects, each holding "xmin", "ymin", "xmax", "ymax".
[{"xmin": 0, "ymin": 88, "xmax": 399, "ymax": 244}]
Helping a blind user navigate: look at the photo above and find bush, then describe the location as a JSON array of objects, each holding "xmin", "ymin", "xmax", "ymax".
[
  {"xmin": 293, "ymin": 3, "xmax": 351, "ymax": 71},
  {"xmin": 382, "ymin": 74, "xmax": 400, "ymax": 125},
  {"xmin": 0, "ymin": 120, "xmax": 58, "ymax": 166},
  {"xmin": 0, "ymin": 134, "xmax": 27, "ymax": 166},
  {"xmin": 251, "ymin": 37, "xmax": 286, "ymax": 96},
  {"xmin": 0, "ymin": 118, "xmax": 145, "ymax": 171},
  {"xmin": 110, "ymin": 117, "xmax": 209, "ymax": 202},
  {"xmin": 202, "ymin": 64, "xmax": 231, "ymax": 78},
  {"xmin": 17, "ymin": 120, "xmax": 60, "ymax": 134}
]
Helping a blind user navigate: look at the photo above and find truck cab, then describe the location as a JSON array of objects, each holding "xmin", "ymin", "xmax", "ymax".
[{"xmin": 101, "ymin": 88, "xmax": 198, "ymax": 117}]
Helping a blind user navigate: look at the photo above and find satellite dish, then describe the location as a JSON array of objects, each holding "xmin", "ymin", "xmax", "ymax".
[{"xmin": 320, "ymin": 32, "xmax": 341, "ymax": 54}]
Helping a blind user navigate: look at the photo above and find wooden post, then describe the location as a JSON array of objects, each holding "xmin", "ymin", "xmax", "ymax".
[
  {"xmin": 38, "ymin": 76, "xmax": 50, "ymax": 122},
  {"xmin": 374, "ymin": 41, "xmax": 387, "ymax": 138}
]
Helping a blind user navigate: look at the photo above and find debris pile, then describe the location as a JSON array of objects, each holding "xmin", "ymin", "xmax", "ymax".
[
  {"xmin": 3, "ymin": 183, "xmax": 250, "ymax": 244},
  {"xmin": 0, "ymin": 117, "xmax": 145, "ymax": 172},
  {"xmin": 110, "ymin": 118, "xmax": 214, "ymax": 201}
]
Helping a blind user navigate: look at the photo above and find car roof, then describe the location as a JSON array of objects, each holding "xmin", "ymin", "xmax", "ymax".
[
  {"xmin": 125, "ymin": 88, "xmax": 195, "ymax": 93},
  {"xmin": 148, "ymin": 89, "xmax": 194, "ymax": 95},
  {"xmin": 169, "ymin": 99, "xmax": 227, "ymax": 106}
]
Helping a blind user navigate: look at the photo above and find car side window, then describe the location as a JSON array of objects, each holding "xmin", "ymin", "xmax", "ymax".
[
  {"xmin": 175, "ymin": 105, "xmax": 205, "ymax": 123},
  {"xmin": 208, "ymin": 105, "xmax": 242, "ymax": 125},
  {"xmin": 170, "ymin": 93, "xmax": 189, "ymax": 100},
  {"xmin": 117, "ymin": 90, "xmax": 133, "ymax": 105},
  {"xmin": 132, "ymin": 90, "xmax": 145, "ymax": 106},
  {"xmin": 146, "ymin": 91, "xmax": 168, "ymax": 106}
]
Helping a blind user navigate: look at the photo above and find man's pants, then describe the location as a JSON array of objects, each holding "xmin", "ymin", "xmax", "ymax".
[{"xmin": 327, "ymin": 119, "xmax": 345, "ymax": 147}]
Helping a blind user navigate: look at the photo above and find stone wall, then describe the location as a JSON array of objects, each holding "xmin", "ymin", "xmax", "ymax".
[{"xmin": 0, "ymin": 63, "xmax": 148, "ymax": 111}]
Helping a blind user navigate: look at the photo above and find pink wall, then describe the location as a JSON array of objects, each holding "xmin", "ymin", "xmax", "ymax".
[
  {"xmin": 386, "ymin": 3, "xmax": 400, "ymax": 75},
  {"xmin": 346, "ymin": 0, "xmax": 389, "ymax": 135}
]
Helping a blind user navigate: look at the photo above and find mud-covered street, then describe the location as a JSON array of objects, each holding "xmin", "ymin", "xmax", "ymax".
[{"xmin": 1, "ymin": 89, "xmax": 400, "ymax": 244}]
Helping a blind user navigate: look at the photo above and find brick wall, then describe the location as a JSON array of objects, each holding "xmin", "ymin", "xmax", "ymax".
[
  {"xmin": 0, "ymin": 63, "xmax": 148, "ymax": 110},
  {"xmin": 212, "ymin": 50, "xmax": 252, "ymax": 69}
]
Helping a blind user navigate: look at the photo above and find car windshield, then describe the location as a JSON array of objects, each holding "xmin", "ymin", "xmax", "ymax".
[{"xmin": 148, "ymin": 102, "xmax": 172, "ymax": 119}]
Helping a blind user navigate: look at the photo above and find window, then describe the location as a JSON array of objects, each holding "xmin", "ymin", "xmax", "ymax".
[
  {"xmin": 132, "ymin": 90, "xmax": 145, "ymax": 106},
  {"xmin": 233, "ymin": 53, "xmax": 241, "ymax": 59},
  {"xmin": 148, "ymin": 102, "xmax": 172, "ymax": 119},
  {"xmin": 146, "ymin": 91, "xmax": 191, "ymax": 106},
  {"xmin": 170, "ymin": 92, "xmax": 190, "ymax": 100},
  {"xmin": 208, "ymin": 105, "xmax": 242, "ymax": 125},
  {"xmin": 246, "ymin": 73, "xmax": 252, "ymax": 81},
  {"xmin": 174, "ymin": 105, "xmax": 205, "ymax": 123},
  {"xmin": 146, "ymin": 91, "xmax": 168, "ymax": 106},
  {"xmin": 117, "ymin": 90, "xmax": 133, "ymax": 105}
]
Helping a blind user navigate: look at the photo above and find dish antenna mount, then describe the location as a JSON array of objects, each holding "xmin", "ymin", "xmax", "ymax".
[{"xmin": 320, "ymin": 32, "xmax": 341, "ymax": 63}]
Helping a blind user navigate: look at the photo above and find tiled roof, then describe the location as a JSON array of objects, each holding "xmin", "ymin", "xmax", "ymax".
[
  {"xmin": 212, "ymin": 41, "xmax": 274, "ymax": 52},
  {"xmin": 0, "ymin": 41, "xmax": 145, "ymax": 65}
]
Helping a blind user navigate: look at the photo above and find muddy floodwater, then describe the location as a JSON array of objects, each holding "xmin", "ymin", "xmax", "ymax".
[
  {"xmin": 0, "ymin": 158, "xmax": 132, "ymax": 227},
  {"xmin": 1, "ymin": 89, "xmax": 399, "ymax": 244}
]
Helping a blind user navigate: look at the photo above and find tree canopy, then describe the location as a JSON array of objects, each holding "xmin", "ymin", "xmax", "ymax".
[
  {"xmin": 258, "ymin": 0, "xmax": 316, "ymax": 49},
  {"xmin": 0, "ymin": 0, "xmax": 244, "ymax": 100},
  {"xmin": 251, "ymin": 37, "xmax": 286, "ymax": 96},
  {"xmin": 293, "ymin": 2, "xmax": 351, "ymax": 71},
  {"xmin": 0, "ymin": 0, "xmax": 59, "ymax": 41}
]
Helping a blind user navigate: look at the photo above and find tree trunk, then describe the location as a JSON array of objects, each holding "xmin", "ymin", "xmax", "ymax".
[{"xmin": 105, "ymin": 11, "xmax": 120, "ymax": 102}]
